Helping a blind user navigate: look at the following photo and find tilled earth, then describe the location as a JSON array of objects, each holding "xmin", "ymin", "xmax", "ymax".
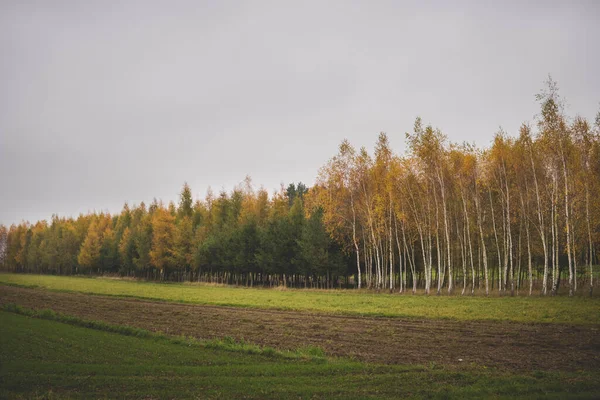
[{"xmin": 1, "ymin": 285, "xmax": 598, "ymax": 372}]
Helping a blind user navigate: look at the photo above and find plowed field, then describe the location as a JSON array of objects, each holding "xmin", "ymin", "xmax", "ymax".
[{"xmin": 2, "ymin": 285, "xmax": 598, "ymax": 372}]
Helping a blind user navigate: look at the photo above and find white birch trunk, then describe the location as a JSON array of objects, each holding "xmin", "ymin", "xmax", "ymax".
[
  {"xmin": 462, "ymin": 192, "xmax": 476, "ymax": 295},
  {"xmin": 489, "ymin": 187, "xmax": 502, "ymax": 292},
  {"xmin": 438, "ymin": 168, "xmax": 453, "ymax": 294},
  {"xmin": 529, "ymin": 143, "xmax": 548, "ymax": 295},
  {"xmin": 350, "ymin": 192, "xmax": 361, "ymax": 289},
  {"xmin": 561, "ymin": 151, "xmax": 574, "ymax": 296},
  {"xmin": 475, "ymin": 181, "xmax": 489, "ymax": 296}
]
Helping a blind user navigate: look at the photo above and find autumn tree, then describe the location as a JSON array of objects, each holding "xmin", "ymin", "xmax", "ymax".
[{"xmin": 150, "ymin": 206, "xmax": 176, "ymax": 280}]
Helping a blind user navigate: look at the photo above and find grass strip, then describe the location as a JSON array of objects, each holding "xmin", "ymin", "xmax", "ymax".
[
  {"xmin": 1, "ymin": 303, "xmax": 326, "ymax": 361},
  {"xmin": 1, "ymin": 273, "xmax": 599, "ymax": 325}
]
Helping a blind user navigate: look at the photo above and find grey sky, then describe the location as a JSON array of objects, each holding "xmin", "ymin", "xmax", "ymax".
[{"xmin": 1, "ymin": 0, "xmax": 599, "ymax": 226}]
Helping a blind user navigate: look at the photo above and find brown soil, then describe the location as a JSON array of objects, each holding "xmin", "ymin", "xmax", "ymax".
[{"xmin": 1, "ymin": 285, "xmax": 598, "ymax": 372}]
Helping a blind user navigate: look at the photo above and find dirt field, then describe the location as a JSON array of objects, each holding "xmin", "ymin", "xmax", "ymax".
[{"xmin": 1, "ymin": 285, "xmax": 598, "ymax": 372}]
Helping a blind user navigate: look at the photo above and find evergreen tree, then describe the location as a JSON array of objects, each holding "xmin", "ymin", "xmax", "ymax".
[
  {"xmin": 77, "ymin": 221, "xmax": 102, "ymax": 273},
  {"xmin": 179, "ymin": 183, "xmax": 193, "ymax": 219},
  {"xmin": 174, "ymin": 216, "xmax": 194, "ymax": 279},
  {"xmin": 150, "ymin": 207, "xmax": 176, "ymax": 280}
]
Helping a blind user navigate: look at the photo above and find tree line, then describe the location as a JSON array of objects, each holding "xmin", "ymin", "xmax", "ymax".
[
  {"xmin": 308, "ymin": 78, "xmax": 600, "ymax": 296},
  {"xmin": 0, "ymin": 180, "xmax": 350, "ymax": 288},
  {"xmin": 1, "ymin": 78, "xmax": 599, "ymax": 295}
]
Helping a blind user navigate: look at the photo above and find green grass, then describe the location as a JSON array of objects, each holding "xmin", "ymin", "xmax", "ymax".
[
  {"xmin": 1, "ymin": 303, "xmax": 327, "ymax": 361},
  {"xmin": 1, "ymin": 273, "xmax": 599, "ymax": 324},
  {"xmin": 1, "ymin": 311, "xmax": 599, "ymax": 399}
]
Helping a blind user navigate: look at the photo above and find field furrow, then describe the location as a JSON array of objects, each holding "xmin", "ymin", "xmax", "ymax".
[{"xmin": 1, "ymin": 285, "xmax": 598, "ymax": 372}]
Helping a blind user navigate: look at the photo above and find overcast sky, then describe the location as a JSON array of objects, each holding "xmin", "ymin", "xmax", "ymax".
[{"xmin": 1, "ymin": 0, "xmax": 599, "ymax": 226}]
